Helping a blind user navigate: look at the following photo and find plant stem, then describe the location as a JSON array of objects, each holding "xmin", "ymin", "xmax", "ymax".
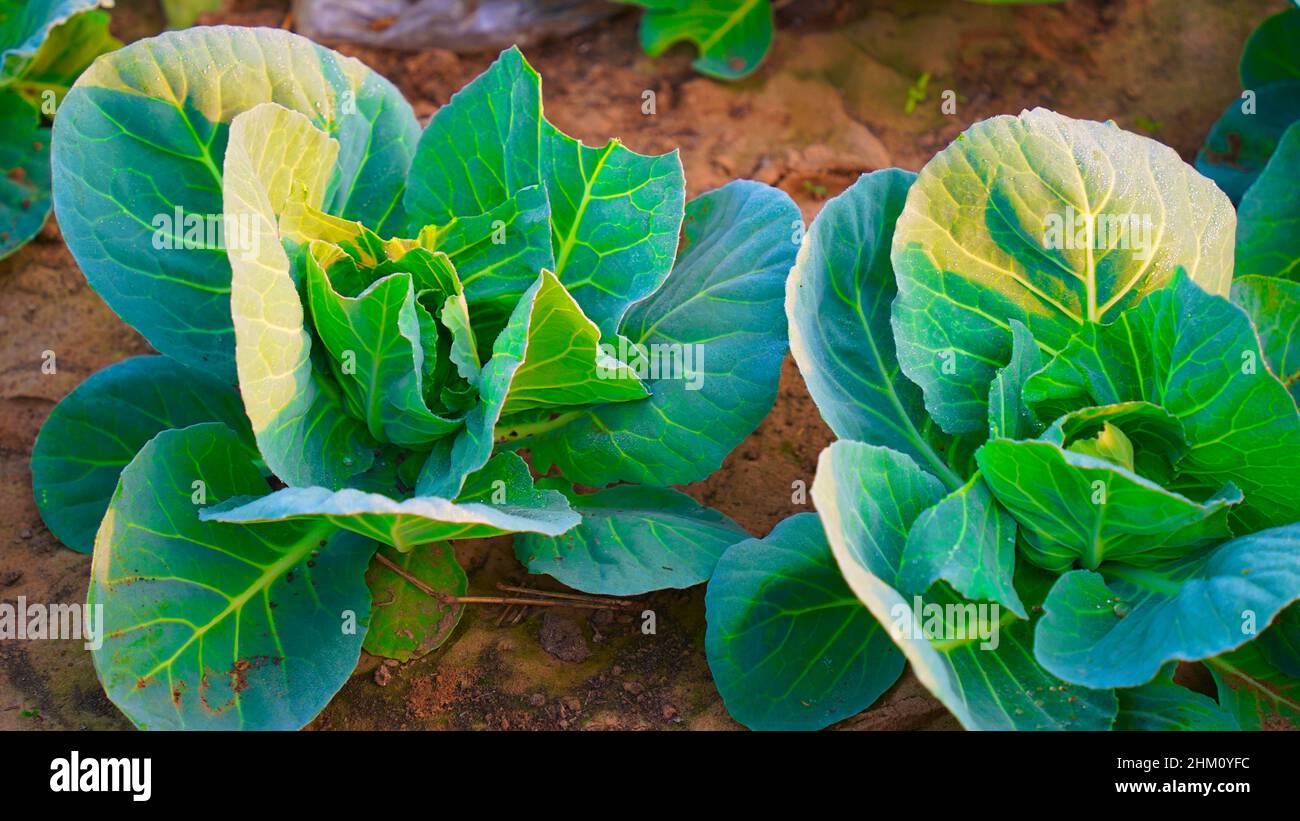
[
  {"xmin": 497, "ymin": 582, "xmax": 633, "ymax": 607},
  {"xmin": 455, "ymin": 595, "xmax": 622, "ymax": 610},
  {"xmin": 373, "ymin": 552, "xmax": 629, "ymax": 610}
]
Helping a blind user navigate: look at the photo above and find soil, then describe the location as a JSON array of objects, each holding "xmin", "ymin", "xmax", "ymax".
[{"xmin": 0, "ymin": 0, "xmax": 1278, "ymax": 731}]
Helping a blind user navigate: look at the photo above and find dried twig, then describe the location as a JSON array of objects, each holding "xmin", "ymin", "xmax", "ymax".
[
  {"xmin": 457, "ymin": 595, "xmax": 622, "ymax": 610},
  {"xmin": 497, "ymin": 582, "xmax": 632, "ymax": 608},
  {"xmin": 373, "ymin": 553, "xmax": 627, "ymax": 610}
]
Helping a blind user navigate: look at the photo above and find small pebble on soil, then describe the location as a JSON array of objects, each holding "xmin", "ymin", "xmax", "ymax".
[{"xmin": 538, "ymin": 611, "xmax": 590, "ymax": 663}]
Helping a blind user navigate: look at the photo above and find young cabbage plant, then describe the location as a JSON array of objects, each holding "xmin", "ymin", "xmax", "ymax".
[
  {"xmin": 608, "ymin": 0, "xmax": 1064, "ymax": 83},
  {"xmin": 1196, "ymin": 2, "xmax": 1300, "ymax": 204},
  {"xmin": 34, "ymin": 27, "xmax": 799, "ymax": 729},
  {"xmin": 1211, "ymin": 4, "xmax": 1300, "ymax": 408},
  {"xmin": 0, "ymin": 0, "xmax": 117, "ymax": 259},
  {"xmin": 707, "ymin": 107, "xmax": 1300, "ymax": 731},
  {"xmin": 161, "ymin": 0, "xmax": 223, "ymax": 29},
  {"xmin": 612, "ymin": 0, "xmax": 775, "ymax": 80}
]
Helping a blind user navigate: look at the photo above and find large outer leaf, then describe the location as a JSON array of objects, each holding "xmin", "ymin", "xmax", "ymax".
[
  {"xmin": 52, "ymin": 26, "xmax": 420, "ymax": 379},
  {"xmin": 787, "ymin": 169, "xmax": 960, "ymax": 487},
  {"xmin": 1235, "ymin": 121, "xmax": 1300, "ymax": 281},
  {"xmin": 0, "ymin": 89, "xmax": 50, "ymax": 259},
  {"xmin": 977, "ymin": 439, "xmax": 1239, "ymax": 572},
  {"xmin": 1232, "ymin": 275, "xmax": 1300, "ymax": 403},
  {"xmin": 205, "ymin": 453, "xmax": 578, "ymax": 552},
  {"xmin": 1023, "ymin": 272, "xmax": 1300, "ymax": 532},
  {"xmin": 892, "ymin": 108, "xmax": 1234, "ymax": 434},
  {"xmin": 1114, "ymin": 667, "xmax": 1240, "ymax": 730},
  {"xmin": 529, "ymin": 180, "xmax": 800, "ymax": 487},
  {"xmin": 1210, "ymin": 635, "xmax": 1300, "ymax": 729},
  {"xmin": 1239, "ymin": 6, "xmax": 1300, "ymax": 90},
  {"xmin": 1034, "ymin": 523, "xmax": 1300, "ymax": 689},
  {"xmin": 542, "ymin": 120, "xmax": 685, "ymax": 335},
  {"xmin": 1195, "ymin": 80, "xmax": 1300, "ymax": 204},
  {"xmin": 1258, "ymin": 602, "xmax": 1300, "ymax": 677},
  {"xmin": 516, "ymin": 483, "xmax": 746, "ymax": 596},
  {"xmin": 223, "ymin": 103, "xmax": 375, "ymax": 487},
  {"xmin": 811, "ymin": 440, "xmax": 1117, "ymax": 729},
  {"xmin": 364, "ymin": 542, "xmax": 466, "ymax": 661},
  {"xmin": 811, "ymin": 442, "xmax": 945, "ymax": 583},
  {"xmin": 32, "ymin": 355, "xmax": 252, "ymax": 554},
  {"xmin": 705, "ymin": 513, "xmax": 904, "ymax": 731},
  {"xmin": 499, "ymin": 270, "xmax": 649, "ymax": 415},
  {"xmin": 636, "ymin": 0, "xmax": 774, "ymax": 81},
  {"xmin": 90, "ymin": 423, "xmax": 375, "ymax": 730}
]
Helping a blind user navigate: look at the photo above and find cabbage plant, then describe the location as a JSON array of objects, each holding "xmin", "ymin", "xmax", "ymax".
[
  {"xmin": 34, "ymin": 27, "xmax": 799, "ymax": 729},
  {"xmin": 609, "ymin": 0, "xmax": 1066, "ymax": 83},
  {"xmin": 706, "ymin": 108, "xmax": 1300, "ymax": 731},
  {"xmin": 613, "ymin": 0, "xmax": 775, "ymax": 80},
  {"xmin": 0, "ymin": 0, "xmax": 117, "ymax": 258},
  {"xmin": 1196, "ymin": 3, "xmax": 1300, "ymax": 204}
]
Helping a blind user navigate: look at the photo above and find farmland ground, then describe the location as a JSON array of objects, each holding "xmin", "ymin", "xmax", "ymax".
[{"xmin": 0, "ymin": 0, "xmax": 1272, "ymax": 730}]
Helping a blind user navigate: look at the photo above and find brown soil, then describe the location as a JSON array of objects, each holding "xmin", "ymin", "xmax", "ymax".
[{"xmin": 0, "ymin": 0, "xmax": 1277, "ymax": 731}]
